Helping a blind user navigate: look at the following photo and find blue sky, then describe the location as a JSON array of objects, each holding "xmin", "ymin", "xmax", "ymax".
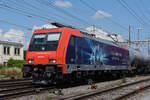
[{"xmin": 0, "ymin": 0, "xmax": 150, "ymax": 50}]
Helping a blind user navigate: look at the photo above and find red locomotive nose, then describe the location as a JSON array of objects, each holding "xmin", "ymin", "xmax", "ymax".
[{"xmin": 26, "ymin": 51, "xmax": 57, "ymax": 65}]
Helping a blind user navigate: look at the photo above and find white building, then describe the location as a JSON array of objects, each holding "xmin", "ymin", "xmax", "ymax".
[{"xmin": 0, "ymin": 40, "xmax": 24, "ymax": 65}]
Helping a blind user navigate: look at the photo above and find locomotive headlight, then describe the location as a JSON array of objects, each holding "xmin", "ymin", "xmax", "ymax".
[
  {"xmin": 28, "ymin": 59, "xmax": 34, "ymax": 63},
  {"xmin": 49, "ymin": 59, "xmax": 56, "ymax": 63}
]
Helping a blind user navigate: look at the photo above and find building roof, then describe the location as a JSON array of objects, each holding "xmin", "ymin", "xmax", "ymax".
[{"xmin": 0, "ymin": 40, "xmax": 23, "ymax": 46}]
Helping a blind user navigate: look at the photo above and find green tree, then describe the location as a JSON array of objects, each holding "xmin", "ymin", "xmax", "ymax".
[
  {"xmin": 7, "ymin": 58, "xmax": 25, "ymax": 68},
  {"xmin": 24, "ymin": 50, "xmax": 27, "ymax": 60},
  {"xmin": 7, "ymin": 58, "xmax": 14, "ymax": 67}
]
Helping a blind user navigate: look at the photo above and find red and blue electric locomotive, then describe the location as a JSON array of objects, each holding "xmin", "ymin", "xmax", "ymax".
[{"xmin": 22, "ymin": 22, "xmax": 150, "ymax": 84}]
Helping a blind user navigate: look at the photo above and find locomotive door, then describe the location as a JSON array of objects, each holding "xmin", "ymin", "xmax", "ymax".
[
  {"xmin": 75, "ymin": 37, "xmax": 83, "ymax": 64},
  {"xmin": 70, "ymin": 36, "xmax": 76, "ymax": 64},
  {"xmin": 66, "ymin": 35, "xmax": 83, "ymax": 64}
]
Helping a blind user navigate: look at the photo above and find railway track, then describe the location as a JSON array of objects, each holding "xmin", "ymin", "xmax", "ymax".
[
  {"xmin": 0, "ymin": 78, "xmax": 31, "ymax": 83},
  {"xmin": 0, "ymin": 85, "xmax": 56, "ymax": 100},
  {"xmin": 57, "ymin": 77, "xmax": 150, "ymax": 100},
  {"xmin": 114, "ymin": 84, "xmax": 150, "ymax": 100},
  {"xmin": 0, "ymin": 78, "xmax": 32, "ymax": 88},
  {"xmin": 0, "ymin": 78, "xmax": 56, "ymax": 100}
]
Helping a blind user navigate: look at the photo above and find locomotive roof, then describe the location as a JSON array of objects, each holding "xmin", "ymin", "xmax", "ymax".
[
  {"xmin": 82, "ymin": 33, "xmax": 125, "ymax": 49},
  {"xmin": 49, "ymin": 22, "xmax": 126, "ymax": 49},
  {"xmin": 33, "ymin": 26, "xmax": 126, "ymax": 50},
  {"xmin": 34, "ymin": 27, "xmax": 64, "ymax": 33}
]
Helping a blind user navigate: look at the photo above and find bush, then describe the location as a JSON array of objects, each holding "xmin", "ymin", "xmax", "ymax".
[
  {"xmin": 0, "ymin": 64, "xmax": 7, "ymax": 69},
  {"xmin": 7, "ymin": 58, "xmax": 25, "ymax": 68},
  {"xmin": 122, "ymin": 74, "xmax": 126, "ymax": 83},
  {"xmin": 24, "ymin": 50, "xmax": 27, "ymax": 60}
]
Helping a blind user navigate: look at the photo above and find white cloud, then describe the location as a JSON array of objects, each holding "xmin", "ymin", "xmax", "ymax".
[
  {"xmin": 0, "ymin": 29, "xmax": 2, "ymax": 37},
  {"xmin": 0, "ymin": 29, "xmax": 2, "ymax": 36},
  {"xmin": 93, "ymin": 10, "xmax": 112, "ymax": 19},
  {"xmin": 4, "ymin": 29, "xmax": 25, "ymax": 43},
  {"xmin": 54, "ymin": 0, "xmax": 72, "ymax": 8}
]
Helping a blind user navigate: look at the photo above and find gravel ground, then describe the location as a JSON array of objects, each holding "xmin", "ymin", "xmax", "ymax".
[
  {"xmin": 11, "ymin": 75, "xmax": 150, "ymax": 100},
  {"xmin": 57, "ymin": 75, "xmax": 150, "ymax": 97},
  {"xmin": 87, "ymin": 78, "xmax": 150, "ymax": 100},
  {"xmin": 11, "ymin": 92, "xmax": 52, "ymax": 100}
]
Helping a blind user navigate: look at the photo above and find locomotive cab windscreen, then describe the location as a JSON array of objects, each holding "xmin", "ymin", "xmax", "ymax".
[{"xmin": 29, "ymin": 32, "xmax": 61, "ymax": 51}]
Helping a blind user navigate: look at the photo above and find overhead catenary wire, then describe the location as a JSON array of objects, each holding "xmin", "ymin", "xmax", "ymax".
[
  {"xmin": 134, "ymin": 0, "xmax": 150, "ymax": 23},
  {"xmin": 0, "ymin": 0, "xmax": 133, "ymax": 35},
  {"xmin": 36, "ymin": 0, "xmax": 91, "ymax": 27},
  {"xmin": 140, "ymin": 0, "xmax": 150, "ymax": 18},
  {"xmin": 134, "ymin": 0, "xmax": 150, "ymax": 40},
  {"xmin": 10, "ymin": 0, "xmax": 68, "ymax": 23},
  {"xmin": 0, "ymin": 4, "xmax": 53, "ymax": 22},
  {"xmin": 116, "ymin": 0, "xmax": 147, "ymax": 26},
  {"xmin": 117, "ymin": 0, "xmax": 150, "ymax": 41},
  {"xmin": 0, "ymin": 19, "xmax": 32, "ymax": 30},
  {"xmin": 0, "ymin": 0, "xmax": 70, "ymax": 28},
  {"xmin": 37, "ymin": 0, "xmax": 123, "ymax": 37},
  {"xmin": 22, "ymin": 0, "xmax": 74, "ymax": 22},
  {"xmin": 0, "ymin": 0, "xmax": 89, "ymax": 32},
  {"xmin": 80, "ymin": 0, "xmax": 128, "ymax": 31},
  {"xmin": 15, "ymin": 0, "xmax": 81, "ymax": 29},
  {"xmin": 0, "ymin": 1, "xmax": 87, "ymax": 32},
  {"xmin": 138, "ymin": 0, "xmax": 150, "ymax": 39}
]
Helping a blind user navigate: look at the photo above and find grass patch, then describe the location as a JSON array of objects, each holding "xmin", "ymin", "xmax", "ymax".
[
  {"xmin": 114, "ymin": 81, "xmax": 123, "ymax": 86},
  {"xmin": 0, "ymin": 67, "xmax": 22, "ymax": 80},
  {"xmin": 121, "ymin": 74, "xmax": 126, "ymax": 83},
  {"xmin": 114, "ymin": 74, "xmax": 127, "ymax": 86},
  {"xmin": 0, "ymin": 58, "xmax": 25, "ymax": 80}
]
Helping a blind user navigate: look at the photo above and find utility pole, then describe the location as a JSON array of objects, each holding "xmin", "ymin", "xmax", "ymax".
[
  {"xmin": 148, "ymin": 40, "xmax": 149, "ymax": 55},
  {"xmin": 148, "ymin": 38, "xmax": 150, "ymax": 55},
  {"xmin": 128, "ymin": 25, "xmax": 131, "ymax": 46},
  {"xmin": 137, "ymin": 28, "xmax": 143, "ymax": 41}
]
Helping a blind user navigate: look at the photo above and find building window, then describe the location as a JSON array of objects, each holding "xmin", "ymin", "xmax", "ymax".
[
  {"xmin": 3, "ymin": 62, "xmax": 7, "ymax": 66},
  {"xmin": 14, "ymin": 48, "xmax": 20, "ymax": 55},
  {"xmin": 4, "ymin": 47, "xmax": 6, "ymax": 54},
  {"xmin": 7, "ymin": 47, "xmax": 10, "ymax": 55},
  {"xmin": 3, "ymin": 46, "xmax": 10, "ymax": 55}
]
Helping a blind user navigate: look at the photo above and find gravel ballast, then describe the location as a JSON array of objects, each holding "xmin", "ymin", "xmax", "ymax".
[{"xmin": 11, "ymin": 75, "xmax": 150, "ymax": 100}]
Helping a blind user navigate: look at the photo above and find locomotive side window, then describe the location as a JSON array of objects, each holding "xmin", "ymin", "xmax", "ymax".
[{"xmin": 70, "ymin": 36, "xmax": 75, "ymax": 46}]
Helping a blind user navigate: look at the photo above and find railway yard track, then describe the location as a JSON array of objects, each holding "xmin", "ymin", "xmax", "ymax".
[
  {"xmin": 56, "ymin": 77, "xmax": 150, "ymax": 100},
  {"xmin": 1, "ymin": 75, "xmax": 150, "ymax": 100},
  {"xmin": 0, "ymin": 78, "xmax": 32, "ymax": 88},
  {"xmin": 0, "ymin": 78, "xmax": 56, "ymax": 100}
]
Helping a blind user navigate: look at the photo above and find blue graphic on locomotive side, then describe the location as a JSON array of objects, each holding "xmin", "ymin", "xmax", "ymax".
[
  {"xmin": 81, "ymin": 38, "xmax": 109, "ymax": 65},
  {"xmin": 66, "ymin": 36, "xmax": 129, "ymax": 66}
]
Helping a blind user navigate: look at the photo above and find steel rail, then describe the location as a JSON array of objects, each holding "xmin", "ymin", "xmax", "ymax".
[
  {"xmin": 0, "ymin": 78, "xmax": 31, "ymax": 83},
  {"xmin": 114, "ymin": 84, "xmax": 150, "ymax": 100},
  {"xmin": 0, "ymin": 80, "xmax": 32, "ymax": 88},
  {"xmin": 0, "ymin": 86, "xmax": 56, "ymax": 100}
]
